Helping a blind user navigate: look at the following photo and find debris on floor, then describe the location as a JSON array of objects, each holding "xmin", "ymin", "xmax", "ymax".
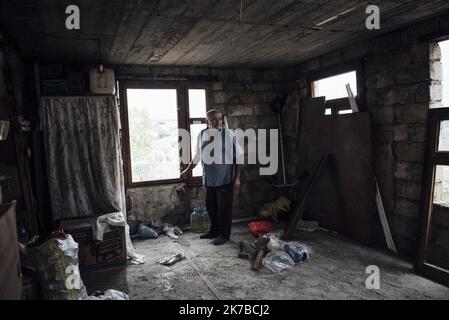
[
  {"xmin": 157, "ymin": 253, "xmax": 186, "ymax": 266},
  {"xmin": 295, "ymin": 219, "xmax": 320, "ymax": 232},
  {"xmin": 238, "ymin": 240, "xmax": 256, "ymax": 260},
  {"xmin": 284, "ymin": 242, "xmax": 313, "ymax": 264},
  {"xmin": 266, "ymin": 232, "xmax": 286, "ymax": 251},
  {"xmin": 238, "ymin": 232, "xmax": 312, "ymax": 273},
  {"xmin": 162, "ymin": 223, "xmax": 183, "ymax": 239},
  {"xmin": 82, "ymin": 289, "xmax": 129, "ymax": 300},
  {"xmin": 258, "ymin": 196, "xmax": 290, "ymax": 221},
  {"xmin": 295, "ymin": 219, "xmax": 335, "ymax": 233},
  {"xmin": 251, "ymin": 235, "xmax": 270, "ymax": 271},
  {"xmin": 262, "ymin": 251, "xmax": 295, "ymax": 273},
  {"xmin": 20, "ymin": 230, "xmax": 88, "ymax": 300},
  {"xmin": 131, "ymin": 223, "xmax": 159, "ymax": 239},
  {"xmin": 248, "ymin": 220, "xmax": 273, "ymax": 236},
  {"xmin": 20, "ymin": 229, "xmax": 131, "ymax": 300}
]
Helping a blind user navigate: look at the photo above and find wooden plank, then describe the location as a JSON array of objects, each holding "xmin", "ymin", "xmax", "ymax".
[{"xmin": 375, "ymin": 178, "xmax": 397, "ymax": 254}]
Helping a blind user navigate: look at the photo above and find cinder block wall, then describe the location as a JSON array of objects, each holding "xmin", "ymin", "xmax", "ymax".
[
  {"xmin": 281, "ymin": 12, "xmax": 449, "ymax": 259},
  {"xmin": 117, "ymin": 65, "xmax": 285, "ymax": 226}
]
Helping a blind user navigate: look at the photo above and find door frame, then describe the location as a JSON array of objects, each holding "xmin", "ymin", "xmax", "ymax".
[{"xmin": 416, "ymin": 108, "xmax": 449, "ymax": 286}]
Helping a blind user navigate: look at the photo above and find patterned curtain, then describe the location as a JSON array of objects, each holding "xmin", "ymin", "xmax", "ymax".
[{"xmin": 40, "ymin": 96, "xmax": 126, "ymax": 222}]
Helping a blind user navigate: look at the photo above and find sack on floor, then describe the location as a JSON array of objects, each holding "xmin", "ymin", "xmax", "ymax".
[{"xmin": 23, "ymin": 230, "xmax": 87, "ymax": 300}]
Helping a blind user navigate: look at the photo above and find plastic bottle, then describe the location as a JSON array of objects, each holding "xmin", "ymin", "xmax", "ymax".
[{"xmin": 190, "ymin": 207, "xmax": 210, "ymax": 233}]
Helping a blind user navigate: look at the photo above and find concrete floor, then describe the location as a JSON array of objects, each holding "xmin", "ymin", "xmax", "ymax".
[{"xmin": 82, "ymin": 223, "xmax": 449, "ymax": 300}]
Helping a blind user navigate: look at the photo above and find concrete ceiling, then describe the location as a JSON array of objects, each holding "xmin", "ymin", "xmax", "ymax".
[{"xmin": 1, "ymin": 0, "xmax": 449, "ymax": 68}]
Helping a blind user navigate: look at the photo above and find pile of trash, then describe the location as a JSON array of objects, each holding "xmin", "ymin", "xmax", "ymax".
[
  {"xmin": 238, "ymin": 233, "xmax": 312, "ymax": 273},
  {"xmin": 20, "ymin": 230, "xmax": 129, "ymax": 300},
  {"xmin": 82, "ymin": 289, "xmax": 129, "ymax": 300},
  {"xmin": 130, "ymin": 222, "xmax": 184, "ymax": 240}
]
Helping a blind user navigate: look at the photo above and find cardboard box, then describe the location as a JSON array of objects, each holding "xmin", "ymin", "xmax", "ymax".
[
  {"xmin": 60, "ymin": 217, "xmax": 95, "ymax": 244},
  {"xmin": 78, "ymin": 226, "xmax": 127, "ymax": 269},
  {"xmin": 60, "ymin": 218, "xmax": 127, "ymax": 270}
]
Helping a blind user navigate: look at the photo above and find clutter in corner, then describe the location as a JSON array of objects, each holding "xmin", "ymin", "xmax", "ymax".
[
  {"xmin": 239, "ymin": 233, "xmax": 312, "ymax": 273},
  {"xmin": 20, "ymin": 229, "xmax": 129, "ymax": 300}
]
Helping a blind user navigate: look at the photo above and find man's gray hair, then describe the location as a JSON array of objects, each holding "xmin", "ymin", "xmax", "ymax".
[{"xmin": 206, "ymin": 109, "xmax": 221, "ymax": 120}]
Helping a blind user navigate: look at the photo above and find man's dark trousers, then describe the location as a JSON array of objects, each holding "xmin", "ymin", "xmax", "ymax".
[{"xmin": 205, "ymin": 183, "xmax": 233, "ymax": 239}]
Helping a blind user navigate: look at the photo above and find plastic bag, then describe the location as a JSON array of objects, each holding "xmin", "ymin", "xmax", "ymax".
[
  {"xmin": 82, "ymin": 289, "xmax": 129, "ymax": 300},
  {"xmin": 262, "ymin": 251, "xmax": 295, "ymax": 273},
  {"xmin": 26, "ymin": 232, "xmax": 88, "ymax": 300},
  {"xmin": 248, "ymin": 220, "xmax": 273, "ymax": 236},
  {"xmin": 266, "ymin": 233, "xmax": 287, "ymax": 251},
  {"xmin": 137, "ymin": 224, "xmax": 159, "ymax": 239},
  {"xmin": 283, "ymin": 242, "xmax": 312, "ymax": 264}
]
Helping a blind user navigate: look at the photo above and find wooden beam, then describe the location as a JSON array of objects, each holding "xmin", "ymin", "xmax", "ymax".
[{"xmin": 375, "ymin": 178, "xmax": 397, "ymax": 254}]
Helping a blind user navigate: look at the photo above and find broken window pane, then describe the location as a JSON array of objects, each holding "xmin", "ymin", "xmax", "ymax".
[
  {"xmin": 188, "ymin": 89, "xmax": 207, "ymax": 118},
  {"xmin": 312, "ymin": 71, "xmax": 357, "ymax": 100},
  {"xmin": 127, "ymin": 89, "xmax": 180, "ymax": 182}
]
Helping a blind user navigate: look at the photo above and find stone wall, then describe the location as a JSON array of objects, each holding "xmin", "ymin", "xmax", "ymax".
[{"xmin": 281, "ymin": 12, "xmax": 449, "ymax": 259}]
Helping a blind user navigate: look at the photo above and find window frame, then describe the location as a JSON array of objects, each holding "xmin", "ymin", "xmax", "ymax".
[
  {"xmin": 308, "ymin": 61, "xmax": 365, "ymax": 115},
  {"xmin": 119, "ymin": 80, "xmax": 211, "ymax": 188},
  {"xmin": 185, "ymin": 84, "xmax": 210, "ymax": 185}
]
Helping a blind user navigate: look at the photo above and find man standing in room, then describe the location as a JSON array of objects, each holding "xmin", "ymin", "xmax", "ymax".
[{"xmin": 181, "ymin": 109, "xmax": 243, "ymax": 245}]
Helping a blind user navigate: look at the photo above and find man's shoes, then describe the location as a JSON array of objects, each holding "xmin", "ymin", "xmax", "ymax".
[
  {"xmin": 200, "ymin": 231, "xmax": 217, "ymax": 239},
  {"xmin": 213, "ymin": 237, "xmax": 229, "ymax": 246}
]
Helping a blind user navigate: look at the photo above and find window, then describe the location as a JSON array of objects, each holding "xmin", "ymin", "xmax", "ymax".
[
  {"xmin": 312, "ymin": 71, "xmax": 357, "ymax": 100},
  {"xmin": 122, "ymin": 83, "xmax": 209, "ymax": 186},
  {"xmin": 188, "ymin": 89, "xmax": 207, "ymax": 177},
  {"xmin": 311, "ymin": 70, "xmax": 358, "ymax": 115},
  {"xmin": 126, "ymin": 89, "xmax": 179, "ymax": 183},
  {"xmin": 440, "ymin": 40, "xmax": 449, "ymax": 108}
]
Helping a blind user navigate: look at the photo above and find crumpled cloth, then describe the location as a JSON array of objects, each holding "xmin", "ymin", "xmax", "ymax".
[
  {"xmin": 162, "ymin": 223, "xmax": 183, "ymax": 239},
  {"xmin": 82, "ymin": 289, "xmax": 129, "ymax": 300}
]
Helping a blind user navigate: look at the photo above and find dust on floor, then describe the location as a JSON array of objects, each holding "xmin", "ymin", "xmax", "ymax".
[{"xmin": 81, "ymin": 223, "xmax": 449, "ymax": 300}]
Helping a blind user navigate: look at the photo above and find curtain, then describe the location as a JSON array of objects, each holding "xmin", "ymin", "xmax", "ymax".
[{"xmin": 40, "ymin": 96, "xmax": 125, "ymax": 222}]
